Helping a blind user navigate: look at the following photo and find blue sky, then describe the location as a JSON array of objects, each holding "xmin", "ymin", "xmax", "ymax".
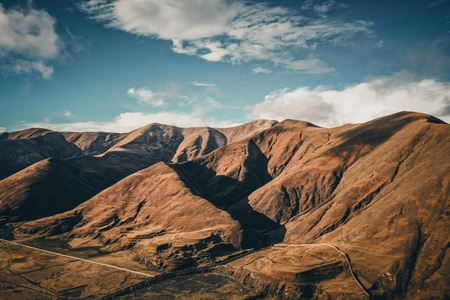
[{"xmin": 1, "ymin": 0, "xmax": 449, "ymax": 132}]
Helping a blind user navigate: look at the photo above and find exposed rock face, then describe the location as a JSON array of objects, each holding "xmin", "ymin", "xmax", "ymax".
[
  {"xmin": 2, "ymin": 112, "xmax": 449, "ymax": 298},
  {"xmin": 171, "ymin": 127, "xmax": 226, "ymax": 163}
]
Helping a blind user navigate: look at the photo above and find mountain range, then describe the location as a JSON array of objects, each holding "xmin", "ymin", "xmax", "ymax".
[{"xmin": 0, "ymin": 111, "xmax": 448, "ymax": 299}]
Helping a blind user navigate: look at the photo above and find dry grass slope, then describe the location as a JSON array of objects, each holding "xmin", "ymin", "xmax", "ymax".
[{"xmin": 0, "ymin": 112, "xmax": 448, "ymax": 299}]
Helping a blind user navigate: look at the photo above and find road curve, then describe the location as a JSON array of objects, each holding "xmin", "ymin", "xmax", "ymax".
[
  {"xmin": 274, "ymin": 243, "xmax": 370, "ymax": 299},
  {"xmin": 316, "ymin": 243, "xmax": 370, "ymax": 299}
]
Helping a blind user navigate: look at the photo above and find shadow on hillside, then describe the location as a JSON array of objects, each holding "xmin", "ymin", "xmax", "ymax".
[
  {"xmin": 2, "ymin": 150, "xmax": 167, "ymax": 224},
  {"xmin": 332, "ymin": 112, "xmax": 442, "ymax": 153},
  {"xmin": 169, "ymin": 162, "xmax": 285, "ymax": 249}
]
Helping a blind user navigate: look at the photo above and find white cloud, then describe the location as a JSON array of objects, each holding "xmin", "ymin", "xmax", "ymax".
[
  {"xmin": 128, "ymin": 82, "xmax": 221, "ymax": 109},
  {"xmin": 204, "ymin": 97, "xmax": 223, "ymax": 109},
  {"xmin": 192, "ymin": 81, "xmax": 220, "ymax": 96},
  {"xmin": 110, "ymin": 112, "xmax": 211, "ymax": 130},
  {"xmin": 63, "ymin": 110, "xmax": 72, "ymax": 117},
  {"xmin": 0, "ymin": 3, "xmax": 60, "ymax": 78},
  {"xmin": 429, "ymin": 0, "xmax": 449, "ymax": 7},
  {"xmin": 80, "ymin": 0, "xmax": 373, "ymax": 73},
  {"xmin": 0, "ymin": 127, "xmax": 6, "ymax": 133},
  {"xmin": 0, "ymin": 4, "xmax": 59, "ymax": 58},
  {"xmin": 252, "ymin": 66, "xmax": 272, "ymax": 74},
  {"xmin": 193, "ymin": 81, "xmax": 216, "ymax": 87},
  {"xmin": 127, "ymin": 87, "xmax": 164, "ymax": 106},
  {"xmin": 253, "ymin": 73, "xmax": 450, "ymax": 127},
  {"xmin": 23, "ymin": 111, "xmax": 238, "ymax": 133},
  {"xmin": 101, "ymin": 0, "xmax": 237, "ymax": 40},
  {"xmin": 11, "ymin": 60, "xmax": 54, "ymax": 79},
  {"xmin": 276, "ymin": 55, "xmax": 334, "ymax": 73}
]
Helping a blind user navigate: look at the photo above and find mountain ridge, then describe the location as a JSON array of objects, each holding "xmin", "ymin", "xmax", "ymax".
[
  {"xmin": 0, "ymin": 119, "xmax": 278, "ymax": 222},
  {"xmin": 1, "ymin": 111, "xmax": 449, "ymax": 298}
]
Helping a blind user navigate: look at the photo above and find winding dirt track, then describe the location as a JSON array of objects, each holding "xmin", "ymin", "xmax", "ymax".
[
  {"xmin": 273, "ymin": 243, "xmax": 370, "ymax": 298},
  {"xmin": 317, "ymin": 243, "xmax": 370, "ymax": 298}
]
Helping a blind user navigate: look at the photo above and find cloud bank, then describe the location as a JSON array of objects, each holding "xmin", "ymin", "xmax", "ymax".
[
  {"xmin": 253, "ymin": 73, "xmax": 450, "ymax": 127},
  {"xmin": 79, "ymin": 0, "xmax": 373, "ymax": 73},
  {"xmin": 24, "ymin": 111, "xmax": 239, "ymax": 133},
  {"xmin": 22, "ymin": 74, "xmax": 449, "ymax": 133},
  {"xmin": 0, "ymin": 3, "xmax": 60, "ymax": 78}
]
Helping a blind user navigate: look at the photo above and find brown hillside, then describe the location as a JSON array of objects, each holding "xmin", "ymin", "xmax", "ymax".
[
  {"xmin": 216, "ymin": 119, "xmax": 279, "ymax": 144},
  {"xmin": 8, "ymin": 112, "xmax": 450, "ymax": 298},
  {"xmin": 0, "ymin": 122, "xmax": 279, "ymax": 222},
  {"xmin": 0, "ymin": 130, "xmax": 81, "ymax": 179},
  {"xmin": 238, "ymin": 112, "xmax": 449, "ymax": 298},
  {"xmin": 171, "ymin": 127, "xmax": 226, "ymax": 163},
  {"xmin": 0, "ymin": 154, "xmax": 153, "ymax": 222},
  {"xmin": 19, "ymin": 162, "xmax": 244, "ymax": 271},
  {"xmin": 61, "ymin": 131, "xmax": 125, "ymax": 155}
]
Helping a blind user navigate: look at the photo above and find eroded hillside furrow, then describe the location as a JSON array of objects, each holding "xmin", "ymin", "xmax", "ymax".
[
  {"xmin": 245, "ymin": 163, "xmax": 345, "ymax": 226},
  {"xmin": 171, "ymin": 140, "xmax": 272, "ymax": 209},
  {"xmin": 315, "ymin": 179, "xmax": 389, "ymax": 239},
  {"xmin": 117, "ymin": 201, "xmax": 146, "ymax": 226}
]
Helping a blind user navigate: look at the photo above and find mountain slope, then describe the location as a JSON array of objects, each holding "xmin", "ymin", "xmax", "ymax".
[
  {"xmin": 0, "ymin": 154, "xmax": 155, "ymax": 222},
  {"xmin": 0, "ymin": 129, "xmax": 83, "ymax": 180},
  {"xmin": 19, "ymin": 162, "xmax": 244, "ymax": 271},
  {"xmin": 281, "ymin": 113, "xmax": 450, "ymax": 298},
  {"xmin": 5, "ymin": 112, "xmax": 449, "ymax": 298},
  {"xmin": 0, "ymin": 121, "xmax": 277, "ymax": 222},
  {"xmin": 238, "ymin": 111, "xmax": 449, "ymax": 298}
]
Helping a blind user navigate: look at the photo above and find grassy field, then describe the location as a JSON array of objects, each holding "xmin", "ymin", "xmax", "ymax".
[
  {"xmin": 0, "ymin": 234, "xmax": 257, "ymax": 299},
  {"xmin": 0, "ymin": 239, "xmax": 151, "ymax": 299}
]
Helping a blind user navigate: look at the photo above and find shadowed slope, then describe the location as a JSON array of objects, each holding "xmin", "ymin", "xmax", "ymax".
[
  {"xmin": 0, "ymin": 130, "xmax": 82, "ymax": 180},
  {"xmin": 61, "ymin": 131, "xmax": 125, "ymax": 155},
  {"xmin": 0, "ymin": 154, "xmax": 155, "ymax": 222},
  {"xmin": 19, "ymin": 162, "xmax": 244, "ymax": 271},
  {"xmin": 0, "ymin": 121, "xmax": 278, "ymax": 181},
  {"xmin": 0, "ymin": 128, "xmax": 127, "ymax": 180},
  {"xmin": 172, "ymin": 127, "xmax": 227, "ymax": 163},
  {"xmin": 170, "ymin": 139, "xmax": 285, "ymax": 247}
]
